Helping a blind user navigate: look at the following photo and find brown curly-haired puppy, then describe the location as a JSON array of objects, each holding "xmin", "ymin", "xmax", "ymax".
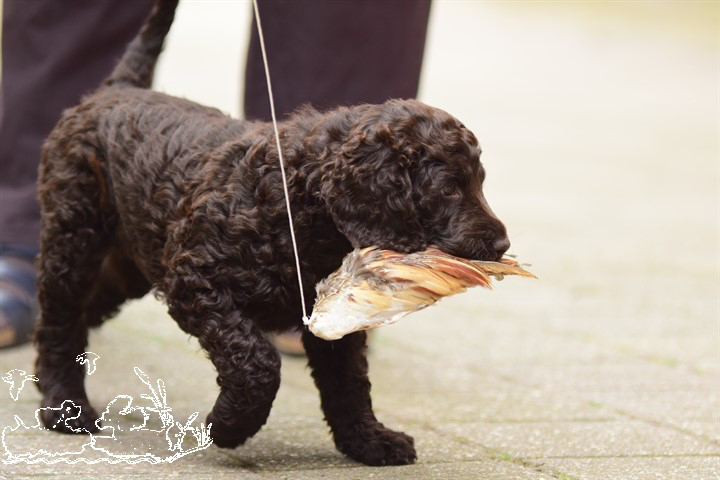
[{"xmin": 35, "ymin": 0, "xmax": 509, "ymax": 466}]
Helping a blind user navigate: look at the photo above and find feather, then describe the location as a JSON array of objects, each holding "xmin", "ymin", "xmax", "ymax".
[{"xmin": 305, "ymin": 247, "xmax": 536, "ymax": 340}]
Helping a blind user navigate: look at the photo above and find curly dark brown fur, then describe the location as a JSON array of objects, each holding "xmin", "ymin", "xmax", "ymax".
[{"xmin": 34, "ymin": 0, "xmax": 509, "ymax": 467}]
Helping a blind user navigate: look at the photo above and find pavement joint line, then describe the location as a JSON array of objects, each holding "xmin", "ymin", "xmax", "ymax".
[
  {"xmin": 385, "ymin": 412, "xmax": 623, "ymax": 428},
  {"xmin": 378, "ymin": 319, "xmax": 700, "ymax": 378},
  {"xmin": 522, "ymin": 453, "xmax": 720, "ymax": 459},
  {"xmin": 422, "ymin": 354, "xmax": 720, "ymax": 449},
  {"xmin": 250, "ymin": 461, "xmax": 478, "ymax": 474},
  {"xmin": 249, "ymin": 458, "xmax": 576, "ymax": 475},
  {"xmin": 372, "ymin": 334, "xmax": 545, "ymax": 389},
  {"xmin": 376, "ymin": 329, "xmax": 710, "ymax": 400},
  {"xmin": 385, "ymin": 409, "xmax": 717, "ymax": 477},
  {"xmin": 387, "ymin": 414, "xmax": 582, "ymax": 480},
  {"xmin": 589, "ymin": 402, "xmax": 720, "ymax": 447},
  {"xmin": 539, "ymin": 328, "xmax": 716, "ymax": 377},
  {"xmin": 484, "ymin": 447, "xmax": 582, "ymax": 480},
  {"xmin": 534, "ymin": 315, "xmax": 713, "ymax": 371},
  {"xmin": 377, "ymin": 337, "xmax": 569, "ymax": 389},
  {"xmin": 432, "ymin": 418, "xmax": 620, "ymax": 424}
]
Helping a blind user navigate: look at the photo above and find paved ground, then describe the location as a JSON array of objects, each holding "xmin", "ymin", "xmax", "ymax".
[{"xmin": 1, "ymin": 1, "xmax": 718, "ymax": 479}]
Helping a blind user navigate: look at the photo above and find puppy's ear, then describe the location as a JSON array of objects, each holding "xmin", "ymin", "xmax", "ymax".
[{"xmin": 318, "ymin": 133, "xmax": 426, "ymax": 253}]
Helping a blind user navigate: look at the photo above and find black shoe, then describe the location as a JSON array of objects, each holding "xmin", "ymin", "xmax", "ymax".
[{"xmin": 0, "ymin": 245, "xmax": 39, "ymax": 348}]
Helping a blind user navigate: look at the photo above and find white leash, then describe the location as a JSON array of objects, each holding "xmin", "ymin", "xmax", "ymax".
[{"xmin": 252, "ymin": 0, "xmax": 309, "ymax": 322}]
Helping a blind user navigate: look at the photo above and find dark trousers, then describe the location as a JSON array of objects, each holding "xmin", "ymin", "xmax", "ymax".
[{"xmin": 0, "ymin": 0, "xmax": 431, "ymax": 248}]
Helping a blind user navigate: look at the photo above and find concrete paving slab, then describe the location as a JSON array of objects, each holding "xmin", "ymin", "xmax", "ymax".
[
  {"xmin": 218, "ymin": 424, "xmax": 495, "ymax": 472},
  {"xmin": 491, "ymin": 363, "xmax": 717, "ymax": 394},
  {"xmin": 230, "ymin": 392, "xmax": 494, "ymax": 469},
  {"xmin": 375, "ymin": 316, "xmax": 627, "ymax": 369},
  {"xmin": 580, "ymin": 389, "xmax": 720, "ymax": 422},
  {"xmin": 664, "ymin": 420, "xmax": 720, "ymax": 444},
  {"xmin": 256, "ymin": 460, "xmax": 546, "ymax": 480},
  {"xmin": 373, "ymin": 383, "xmax": 618, "ymax": 425},
  {"xmin": 217, "ymin": 424, "xmax": 349, "ymax": 472},
  {"xmin": 442, "ymin": 420, "xmax": 720, "ymax": 458},
  {"xmin": 544, "ymin": 456, "xmax": 720, "ymax": 480}
]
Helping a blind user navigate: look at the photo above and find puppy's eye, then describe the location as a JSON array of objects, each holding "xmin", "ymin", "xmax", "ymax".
[{"xmin": 441, "ymin": 185, "xmax": 460, "ymax": 196}]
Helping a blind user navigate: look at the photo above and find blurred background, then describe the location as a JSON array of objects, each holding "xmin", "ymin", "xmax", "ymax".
[{"xmin": 154, "ymin": 0, "xmax": 719, "ymax": 371}]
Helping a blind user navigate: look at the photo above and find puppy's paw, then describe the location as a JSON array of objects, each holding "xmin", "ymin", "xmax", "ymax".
[
  {"xmin": 40, "ymin": 398, "xmax": 100, "ymax": 434},
  {"xmin": 335, "ymin": 422, "xmax": 417, "ymax": 466},
  {"xmin": 206, "ymin": 412, "xmax": 255, "ymax": 449}
]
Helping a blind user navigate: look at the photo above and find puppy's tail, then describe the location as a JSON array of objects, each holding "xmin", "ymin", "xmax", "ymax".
[{"xmin": 104, "ymin": 0, "xmax": 179, "ymax": 88}]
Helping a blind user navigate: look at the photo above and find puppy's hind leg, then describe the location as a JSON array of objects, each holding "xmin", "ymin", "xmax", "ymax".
[{"xmin": 34, "ymin": 145, "xmax": 114, "ymax": 434}]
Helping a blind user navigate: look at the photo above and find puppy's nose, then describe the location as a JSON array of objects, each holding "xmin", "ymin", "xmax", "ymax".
[{"xmin": 493, "ymin": 236, "xmax": 511, "ymax": 257}]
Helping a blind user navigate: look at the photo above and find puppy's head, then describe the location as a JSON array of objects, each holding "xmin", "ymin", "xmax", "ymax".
[{"xmin": 317, "ymin": 99, "xmax": 509, "ymax": 260}]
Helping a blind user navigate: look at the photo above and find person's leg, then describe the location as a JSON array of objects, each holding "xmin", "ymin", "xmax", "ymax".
[
  {"xmin": 244, "ymin": 0, "xmax": 431, "ymax": 121},
  {"xmin": 0, "ymin": 0, "xmax": 154, "ymax": 248},
  {"xmin": 245, "ymin": 0, "xmax": 432, "ymax": 355},
  {"xmin": 0, "ymin": 0, "xmax": 154, "ymax": 348}
]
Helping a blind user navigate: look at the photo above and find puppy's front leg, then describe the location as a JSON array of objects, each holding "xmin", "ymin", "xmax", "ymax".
[
  {"xmin": 168, "ymin": 297, "xmax": 281, "ymax": 448},
  {"xmin": 302, "ymin": 330, "xmax": 416, "ymax": 466},
  {"xmin": 204, "ymin": 313, "xmax": 281, "ymax": 448}
]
